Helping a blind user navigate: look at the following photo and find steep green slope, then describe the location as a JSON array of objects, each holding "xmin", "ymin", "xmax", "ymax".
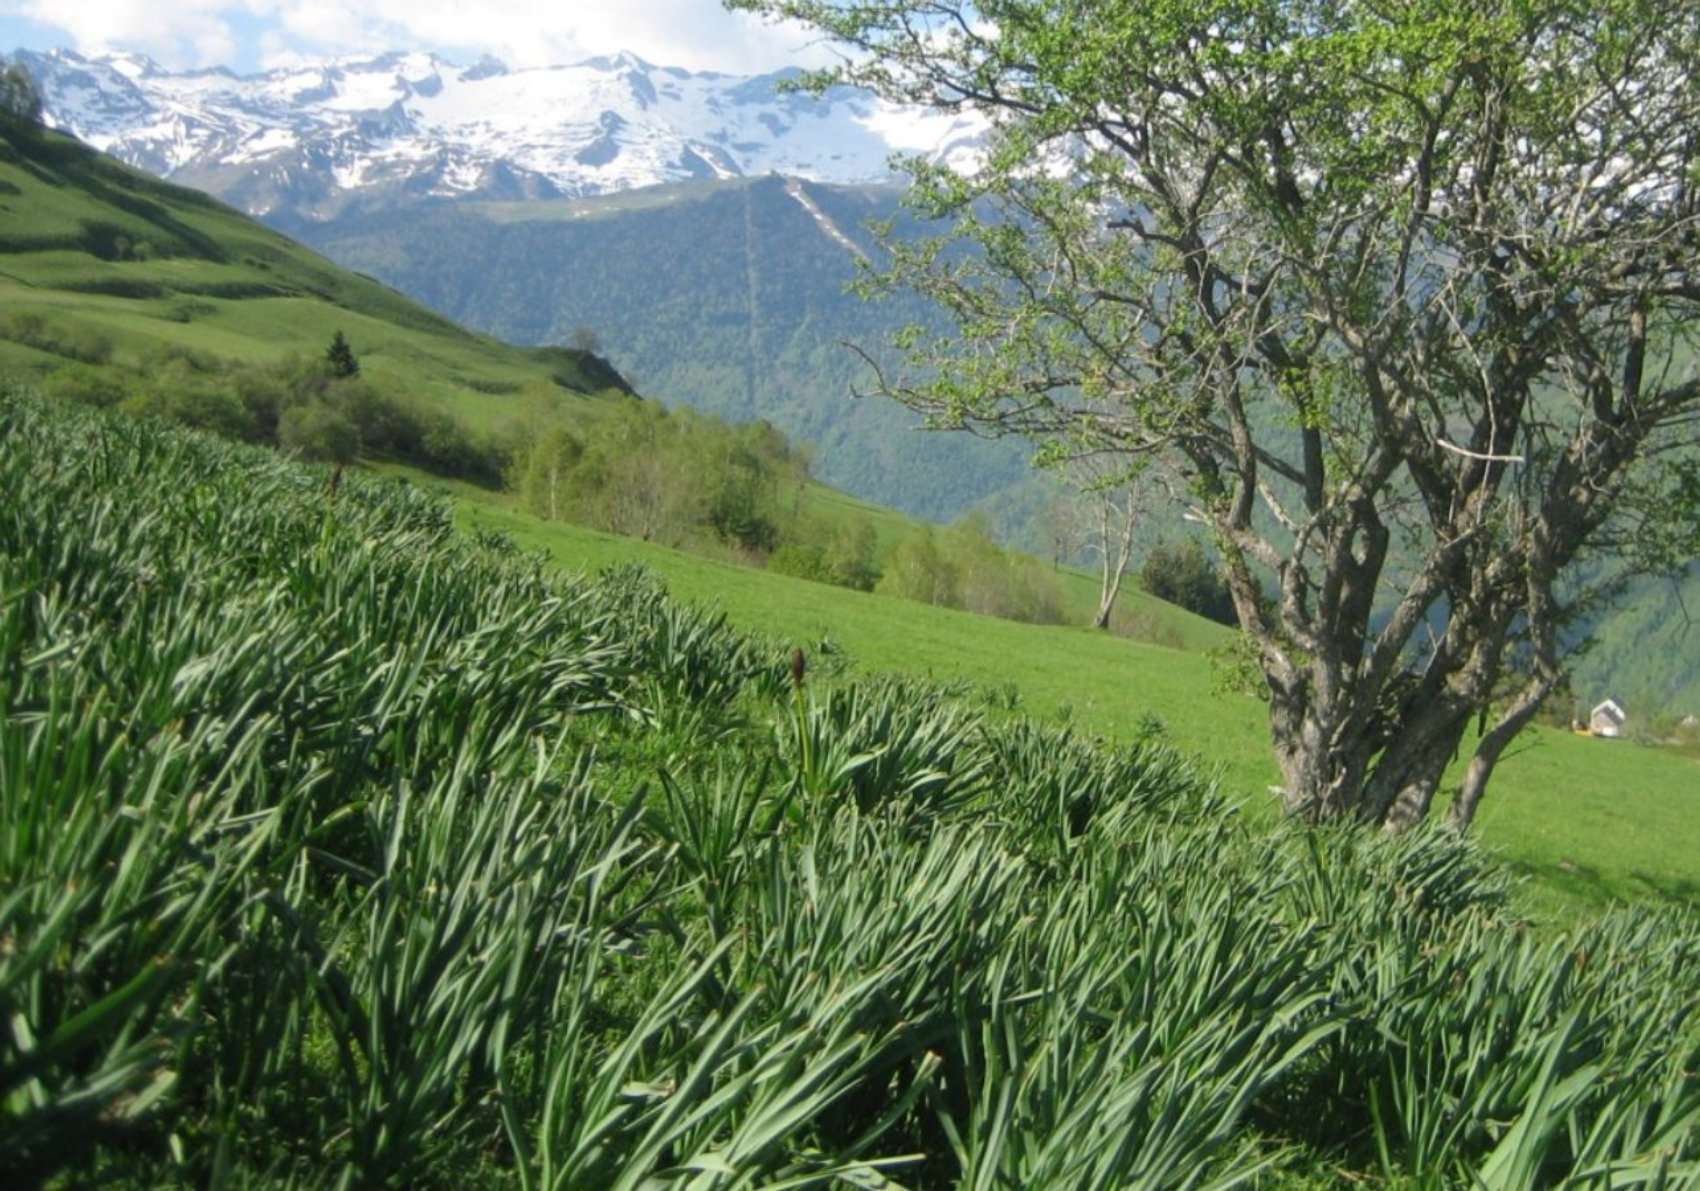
[
  {"xmin": 289, "ymin": 175, "xmax": 1036, "ymax": 521},
  {"xmin": 0, "ymin": 117, "xmax": 630, "ymax": 430}
]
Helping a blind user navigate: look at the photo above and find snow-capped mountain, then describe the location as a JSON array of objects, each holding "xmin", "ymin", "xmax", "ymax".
[{"xmin": 9, "ymin": 47, "xmax": 985, "ymax": 220}]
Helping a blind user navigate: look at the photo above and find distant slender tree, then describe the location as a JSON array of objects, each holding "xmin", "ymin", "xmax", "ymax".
[
  {"xmin": 1040, "ymin": 491, "xmax": 1082, "ymax": 572},
  {"xmin": 517, "ymin": 425, "xmax": 585, "ymax": 521},
  {"xmin": 1054, "ymin": 451, "xmax": 1147, "ymax": 630},
  {"xmin": 325, "ymin": 330, "xmax": 359, "ymax": 379}
]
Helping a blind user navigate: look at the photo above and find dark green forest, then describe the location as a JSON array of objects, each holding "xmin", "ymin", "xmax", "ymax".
[{"xmin": 289, "ymin": 176, "xmax": 1035, "ymax": 524}]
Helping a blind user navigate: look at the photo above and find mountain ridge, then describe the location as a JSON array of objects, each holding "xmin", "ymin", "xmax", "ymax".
[{"xmin": 7, "ymin": 46, "xmax": 987, "ymax": 222}]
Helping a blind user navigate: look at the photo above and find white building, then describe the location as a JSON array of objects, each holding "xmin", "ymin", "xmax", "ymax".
[{"xmin": 1589, "ymin": 699, "xmax": 1627, "ymax": 738}]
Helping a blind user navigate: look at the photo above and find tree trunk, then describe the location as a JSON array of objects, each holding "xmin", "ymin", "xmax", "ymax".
[
  {"xmin": 1092, "ymin": 567, "xmax": 1123, "ymax": 629},
  {"xmin": 1264, "ymin": 664, "xmax": 1483, "ymax": 830},
  {"xmin": 1377, "ymin": 717, "xmax": 1471, "ymax": 832},
  {"xmin": 1090, "ymin": 490, "xmax": 1137, "ymax": 630},
  {"xmin": 1353, "ymin": 690, "xmax": 1473, "ymax": 830},
  {"xmin": 1449, "ymin": 674, "xmax": 1559, "ymax": 829},
  {"xmin": 1268, "ymin": 681, "xmax": 1370, "ymax": 821}
]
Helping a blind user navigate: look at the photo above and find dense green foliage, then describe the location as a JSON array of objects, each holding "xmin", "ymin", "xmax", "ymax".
[
  {"xmin": 876, "ymin": 516, "xmax": 1068, "ymax": 625},
  {"xmin": 5, "ymin": 391, "xmax": 1698, "ymax": 1186},
  {"xmin": 1140, "ymin": 541, "xmax": 1238, "ymax": 628},
  {"xmin": 510, "ymin": 398, "xmax": 810, "ymax": 553},
  {"xmin": 17, "ymin": 324, "xmax": 509, "ymax": 481},
  {"xmin": 324, "ymin": 329, "xmax": 359, "ymax": 379},
  {"xmin": 507, "ymin": 402, "xmax": 1082, "ymax": 624},
  {"xmin": 766, "ymin": 519, "xmax": 881, "ymax": 592}
]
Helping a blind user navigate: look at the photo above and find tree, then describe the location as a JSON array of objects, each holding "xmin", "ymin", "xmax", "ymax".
[
  {"xmin": 1039, "ymin": 490, "xmax": 1082, "ymax": 571},
  {"xmin": 569, "ymin": 326, "xmax": 601, "ymax": 355},
  {"xmin": 824, "ymin": 520, "xmax": 881, "ymax": 591},
  {"xmin": 516, "ymin": 425, "xmax": 585, "ymax": 521},
  {"xmin": 1141, "ymin": 540, "xmax": 1236, "ymax": 628},
  {"xmin": 877, "ymin": 528, "xmax": 961, "ymax": 607},
  {"xmin": 0, "ymin": 63, "xmax": 42, "ymax": 124},
  {"xmin": 325, "ymin": 330, "xmax": 359, "ymax": 379},
  {"xmin": 278, "ymin": 401, "xmax": 359, "ymax": 466},
  {"xmin": 1057, "ymin": 451, "xmax": 1146, "ymax": 629},
  {"xmin": 730, "ymin": 0, "xmax": 1700, "ymax": 830}
]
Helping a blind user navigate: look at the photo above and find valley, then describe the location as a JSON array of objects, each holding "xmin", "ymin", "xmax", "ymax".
[{"xmin": 12, "ymin": 42, "xmax": 1697, "ymax": 715}]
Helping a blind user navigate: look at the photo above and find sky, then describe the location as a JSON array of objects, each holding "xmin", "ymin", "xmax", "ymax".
[{"xmin": 0, "ymin": 0, "xmax": 832, "ymax": 75}]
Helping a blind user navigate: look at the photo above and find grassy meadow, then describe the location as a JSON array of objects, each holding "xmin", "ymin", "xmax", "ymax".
[
  {"xmin": 5, "ymin": 392, "xmax": 1698, "ymax": 1187},
  {"xmin": 432, "ymin": 480, "xmax": 1700, "ymax": 928}
]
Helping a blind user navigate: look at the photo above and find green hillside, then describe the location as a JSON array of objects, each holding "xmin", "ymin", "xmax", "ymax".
[
  {"xmin": 6, "ymin": 111, "xmax": 1694, "ymax": 719},
  {"xmin": 0, "ymin": 118, "xmax": 630, "ymax": 435},
  {"xmin": 6, "ymin": 391, "xmax": 1698, "ymax": 1186},
  {"xmin": 0, "ymin": 117, "xmax": 1217, "ymax": 658},
  {"xmin": 290, "ymin": 174, "xmax": 1037, "ymax": 521},
  {"xmin": 293, "ymin": 175, "xmax": 1700, "ymax": 717}
]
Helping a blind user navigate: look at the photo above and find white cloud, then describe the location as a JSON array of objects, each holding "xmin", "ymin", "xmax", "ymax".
[
  {"xmin": 7, "ymin": 0, "xmax": 269, "ymax": 67},
  {"xmin": 1, "ymin": 0, "xmax": 832, "ymax": 74}
]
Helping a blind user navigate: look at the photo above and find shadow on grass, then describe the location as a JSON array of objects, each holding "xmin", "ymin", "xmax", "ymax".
[
  {"xmin": 1627, "ymin": 870, "xmax": 1700, "ymax": 912},
  {"xmin": 1508, "ymin": 856, "xmax": 1700, "ymax": 923}
]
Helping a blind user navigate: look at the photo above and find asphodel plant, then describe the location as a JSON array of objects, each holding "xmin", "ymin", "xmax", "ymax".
[{"xmin": 2, "ymin": 388, "xmax": 1696, "ymax": 1186}]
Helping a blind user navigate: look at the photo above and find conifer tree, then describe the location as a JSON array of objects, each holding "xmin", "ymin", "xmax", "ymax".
[{"xmin": 325, "ymin": 330, "xmax": 359, "ymax": 379}]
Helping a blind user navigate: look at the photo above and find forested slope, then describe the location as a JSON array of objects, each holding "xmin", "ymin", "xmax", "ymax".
[{"xmin": 292, "ymin": 175, "xmax": 1035, "ymax": 522}]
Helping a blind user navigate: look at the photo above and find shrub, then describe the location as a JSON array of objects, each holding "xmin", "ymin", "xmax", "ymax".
[
  {"xmin": 514, "ymin": 424, "xmax": 586, "ymax": 520},
  {"xmin": 768, "ymin": 542, "xmax": 836, "ymax": 583},
  {"xmin": 229, "ymin": 365, "xmax": 293, "ymax": 441},
  {"xmin": 878, "ymin": 519, "xmax": 1064, "ymax": 624},
  {"xmin": 707, "ymin": 478, "xmax": 781, "ymax": 553},
  {"xmin": 43, "ymin": 363, "xmax": 127, "ymax": 408},
  {"xmin": 161, "ymin": 298, "xmax": 216, "ymax": 323},
  {"xmin": 122, "ymin": 374, "xmax": 258, "ymax": 442},
  {"xmin": 876, "ymin": 528, "xmax": 961, "ymax": 607},
  {"xmin": 277, "ymin": 399, "xmax": 359, "ymax": 464},
  {"xmin": 0, "ymin": 311, "xmax": 114, "ymax": 364},
  {"xmin": 823, "ymin": 521, "xmax": 881, "ymax": 591}
]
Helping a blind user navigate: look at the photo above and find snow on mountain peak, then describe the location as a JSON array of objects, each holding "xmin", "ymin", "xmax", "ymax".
[{"xmin": 14, "ymin": 46, "xmax": 986, "ymax": 220}]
